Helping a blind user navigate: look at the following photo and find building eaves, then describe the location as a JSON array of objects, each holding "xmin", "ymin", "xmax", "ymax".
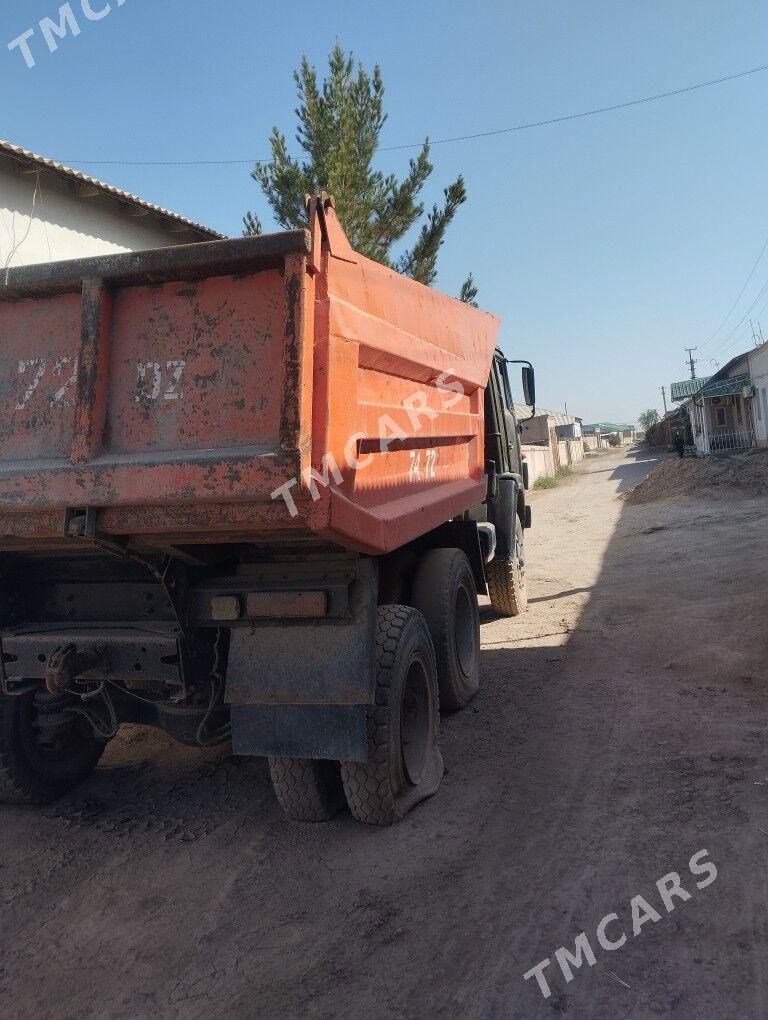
[{"xmin": 0, "ymin": 139, "xmax": 224, "ymax": 240}]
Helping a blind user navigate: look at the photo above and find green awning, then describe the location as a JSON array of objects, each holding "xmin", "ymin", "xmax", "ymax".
[
  {"xmin": 670, "ymin": 378, "xmax": 711, "ymax": 401},
  {"xmin": 702, "ymin": 373, "xmax": 749, "ymax": 398}
]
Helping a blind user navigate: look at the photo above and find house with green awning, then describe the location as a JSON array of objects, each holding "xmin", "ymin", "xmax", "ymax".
[
  {"xmin": 670, "ymin": 348, "xmax": 759, "ymax": 454},
  {"xmin": 581, "ymin": 422, "xmax": 636, "ymax": 448}
]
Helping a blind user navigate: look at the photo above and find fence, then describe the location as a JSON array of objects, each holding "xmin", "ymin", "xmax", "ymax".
[
  {"xmin": 707, "ymin": 428, "xmax": 755, "ymax": 453},
  {"xmin": 522, "ymin": 437, "xmax": 584, "ymax": 486}
]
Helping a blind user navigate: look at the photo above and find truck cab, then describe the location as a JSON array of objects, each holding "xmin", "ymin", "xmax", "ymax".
[{"xmin": 474, "ymin": 349, "xmax": 534, "ymax": 616}]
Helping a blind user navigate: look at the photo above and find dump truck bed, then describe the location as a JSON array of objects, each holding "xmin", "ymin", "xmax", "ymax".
[{"xmin": 0, "ymin": 198, "xmax": 499, "ymax": 557}]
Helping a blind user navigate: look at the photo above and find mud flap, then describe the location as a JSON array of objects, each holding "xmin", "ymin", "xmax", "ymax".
[
  {"xmin": 230, "ymin": 704, "xmax": 367, "ymax": 761},
  {"xmin": 226, "ymin": 559, "xmax": 376, "ymax": 762}
]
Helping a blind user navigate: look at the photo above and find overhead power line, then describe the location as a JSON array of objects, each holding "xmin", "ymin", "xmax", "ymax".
[
  {"xmin": 698, "ymin": 231, "xmax": 768, "ymax": 354},
  {"xmin": 381, "ymin": 61, "xmax": 768, "ymax": 151},
  {"xmin": 709, "ymin": 273, "xmax": 768, "ymax": 359},
  {"xmin": 58, "ymin": 61, "xmax": 768, "ymax": 168}
]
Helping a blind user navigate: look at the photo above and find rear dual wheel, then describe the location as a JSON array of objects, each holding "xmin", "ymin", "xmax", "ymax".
[
  {"xmin": 412, "ymin": 548, "xmax": 480, "ymax": 710},
  {"xmin": 0, "ymin": 690, "xmax": 105, "ymax": 805},
  {"xmin": 267, "ymin": 756, "xmax": 345, "ymax": 822},
  {"xmin": 269, "ymin": 605, "xmax": 443, "ymax": 826},
  {"xmin": 341, "ymin": 605, "xmax": 442, "ymax": 826}
]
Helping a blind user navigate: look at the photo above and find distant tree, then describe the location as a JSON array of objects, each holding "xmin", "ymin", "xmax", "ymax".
[
  {"xmin": 638, "ymin": 409, "xmax": 661, "ymax": 432},
  {"xmin": 245, "ymin": 43, "xmax": 476, "ymax": 301}
]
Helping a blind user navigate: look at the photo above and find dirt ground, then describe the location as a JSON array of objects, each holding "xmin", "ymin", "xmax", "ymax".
[{"xmin": 2, "ymin": 446, "xmax": 768, "ymax": 1019}]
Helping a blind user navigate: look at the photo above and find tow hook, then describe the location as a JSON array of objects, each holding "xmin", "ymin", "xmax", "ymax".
[{"xmin": 45, "ymin": 643, "xmax": 104, "ymax": 696}]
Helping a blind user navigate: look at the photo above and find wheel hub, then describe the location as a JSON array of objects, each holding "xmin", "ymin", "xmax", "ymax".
[{"xmin": 400, "ymin": 655, "xmax": 431, "ymax": 785}]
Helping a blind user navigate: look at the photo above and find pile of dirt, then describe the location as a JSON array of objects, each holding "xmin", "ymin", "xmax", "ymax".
[{"xmin": 624, "ymin": 448, "xmax": 768, "ymax": 504}]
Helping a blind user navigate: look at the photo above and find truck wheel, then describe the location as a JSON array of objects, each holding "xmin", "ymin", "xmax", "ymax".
[
  {"xmin": 486, "ymin": 515, "xmax": 528, "ymax": 617},
  {"xmin": 341, "ymin": 605, "xmax": 443, "ymax": 826},
  {"xmin": 0, "ymin": 691, "xmax": 105, "ymax": 805},
  {"xmin": 268, "ymin": 757, "xmax": 345, "ymax": 822},
  {"xmin": 411, "ymin": 548, "xmax": 480, "ymax": 710}
]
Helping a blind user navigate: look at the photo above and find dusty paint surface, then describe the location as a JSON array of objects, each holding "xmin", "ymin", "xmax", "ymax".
[{"xmin": 0, "ymin": 201, "xmax": 498, "ymax": 554}]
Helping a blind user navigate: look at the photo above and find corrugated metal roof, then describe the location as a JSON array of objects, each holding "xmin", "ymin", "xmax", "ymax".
[
  {"xmin": 582, "ymin": 422, "xmax": 635, "ymax": 433},
  {"xmin": 670, "ymin": 377, "xmax": 710, "ymax": 401},
  {"xmin": 0, "ymin": 139, "xmax": 224, "ymax": 240}
]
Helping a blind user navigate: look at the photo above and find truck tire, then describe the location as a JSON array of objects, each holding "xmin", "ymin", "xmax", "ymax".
[
  {"xmin": 486, "ymin": 515, "xmax": 528, "ymax": 617},
  {"xmin": 411, "ymin": 548, "xmax": 480, "ymax": 711},
  {"xmin": 268, "ymin": 757, "xmax": 345, "ymax": 822},
  {"xmin": 0, "ymin": 691, "xmax": 105, "ymax": 805},
  {"xmin": 341, "ymin": 605, "xmax": 443, "ymax": 826}
]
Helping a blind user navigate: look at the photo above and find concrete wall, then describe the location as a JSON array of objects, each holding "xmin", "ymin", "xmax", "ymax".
[
  {"xmin": 0, "ymin": 162, "xmax": 202, "ymax": 268},
  {"xmin": 522, "ymin": 444, "xmax": 554, "ymax": 486},
  {"xmin": 560, "ymin": 437, "xmax": 584, "ymax": 465},
  {"xmin": 523, "ymin": 437, "xmax": 584, "ymax": 486}
]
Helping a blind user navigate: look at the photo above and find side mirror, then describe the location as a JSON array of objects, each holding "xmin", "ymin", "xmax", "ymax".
[{"xmin": 522, "ymin": 365, "xmax": 536, "ymax": 408}]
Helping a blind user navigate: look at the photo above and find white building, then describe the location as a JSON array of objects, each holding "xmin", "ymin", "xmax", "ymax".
[
  {"xmin": 748, "ymin": 341, "xmax": 768, "ymax": 447},
  {"xmin": 0, "ymin": 139, "xmax": 222, "ymax": 268},
  {"xmin": 672, "ymin": 345, "xmax": 767, "ymax": 454}
]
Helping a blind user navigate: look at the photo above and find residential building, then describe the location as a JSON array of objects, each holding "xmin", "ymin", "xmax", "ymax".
[
  {"xmin": 514, "ymin": 406, "xmax": 585, "ymax": 482},
  {"xmin": 581, "ymin": 422, "xmax": 637, "ymax": 448},
  {"xmin": 748, "ymin": 341, "xmax": 768, "ymax": 447},
  {"xmin": 671, "ymin": 347, "xmax": 762, "ymax": 455},
  {"xmin": 0, "ymin": 139, "xmax": 222, "ymax": 268}
]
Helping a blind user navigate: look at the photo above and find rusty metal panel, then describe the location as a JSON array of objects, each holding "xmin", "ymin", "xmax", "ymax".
[
  {"xmin": 0, "ymin": 291, "xmax": 81, "ymax": 461},
  {"xmin": 298, "ymin": 198, "xmax": 499, "ymax": 554},
  {"xmin": 0, "ymin": 201, "xmax": 500, "ymax": 555},
  {"xmin": 105, "ymin": 270, "xmax": 285, "ymax": 456},
  {"xmin": 0, "ymin": 247, "xmax": 310, "ymax": 524},
  {"xmin": 1, "ymin": 626, "xmax": 180, "ymax": 687},
  {"xmin": 0, "ymin": 230, "xmax": 311, "ymax": 300}
]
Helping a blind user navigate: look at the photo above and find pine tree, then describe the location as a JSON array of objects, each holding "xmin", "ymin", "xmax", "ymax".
[
  {"xmin": 245, "ymin": 44, "xmax": 476, "ymax": 302},
  {"xmin": 459, "ymin": 272, "xmax": 479, "ymax": 308}
]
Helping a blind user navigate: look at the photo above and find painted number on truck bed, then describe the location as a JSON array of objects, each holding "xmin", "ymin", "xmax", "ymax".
[
  {"xmin": 15, "ymin": 357, "xmax": 78, "ymax": 410},
  {"xmin": 134, "ymin": 360, "xmax": 186, "ymax": 402},
  {"xmin": 408, "ymin": 449, "xmax": 438, "ymax": 482},
  {"xmin": 11, "ymin": 357, "xmax": 187, "ymax": 411}
]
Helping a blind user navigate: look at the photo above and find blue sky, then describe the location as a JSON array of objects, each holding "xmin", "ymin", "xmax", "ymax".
[{"xmin": 2, "ymin": 0, "xmax": 767, "ymax": 423}]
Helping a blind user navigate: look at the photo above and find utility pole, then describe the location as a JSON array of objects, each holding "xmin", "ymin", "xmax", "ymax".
[
  {"xmin": 660, "ymin": 385, "xmax": 668, "ymax": 414},
  {"xmin": 685, "ymin": 347, "xmax": 698, "ymax": 379}
]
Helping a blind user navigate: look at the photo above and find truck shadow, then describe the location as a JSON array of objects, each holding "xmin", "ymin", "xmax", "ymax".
[
  {"xmin": 462, "ymin": 481, "xmax": 768, "ymax": 1017},
  {"xmin": 5, "ymin": 457, "xmax": 768, "ymax": 1020}
]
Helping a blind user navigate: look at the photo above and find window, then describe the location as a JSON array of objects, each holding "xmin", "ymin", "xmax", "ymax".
[
  {"xmin": 716, "ymin": 407, "xmax": 726, "ymax": 428},
  {"xmin": 758, "ymin": 393, "xmax": 763, "ymax": 422}
]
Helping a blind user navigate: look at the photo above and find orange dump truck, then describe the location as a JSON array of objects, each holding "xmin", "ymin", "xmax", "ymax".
[{"xmin": 0, "ymin": 196, "xmax": 535, "ymax": 824}]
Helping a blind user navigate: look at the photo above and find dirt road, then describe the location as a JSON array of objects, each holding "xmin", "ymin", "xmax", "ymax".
[{"xmin": 2, "ymin": 447, "xmax": 768, "ymax": 1019}]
